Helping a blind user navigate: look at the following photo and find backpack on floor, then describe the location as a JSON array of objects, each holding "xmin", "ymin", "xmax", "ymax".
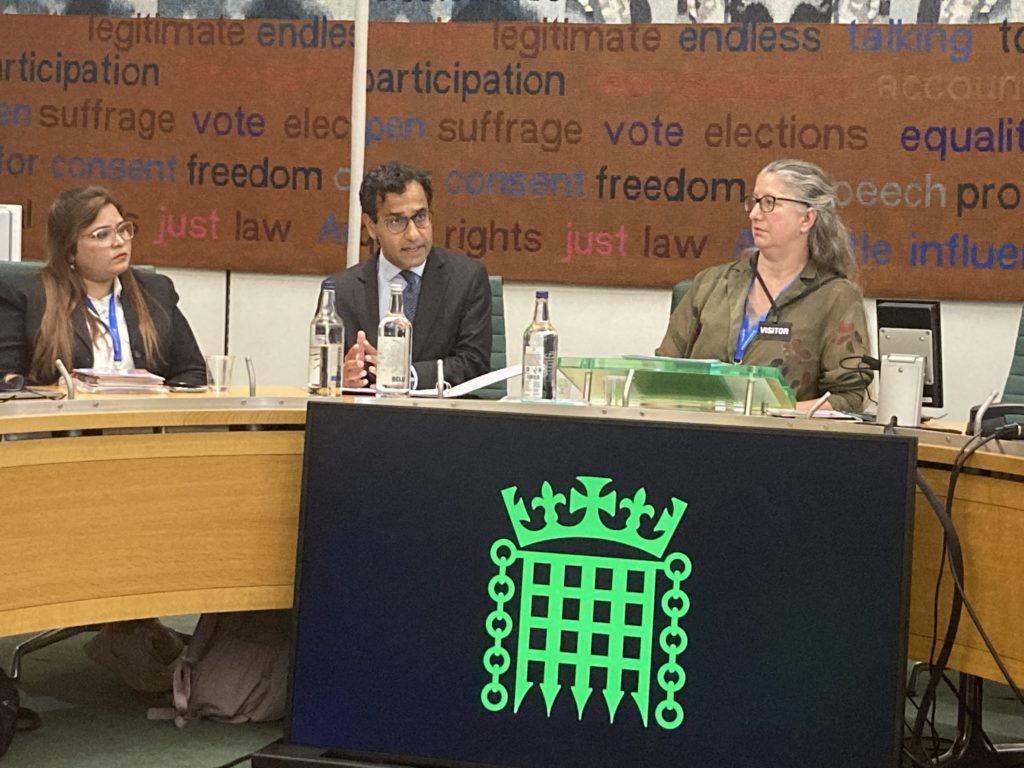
[
  {"xmin": 1, "ymin": 668, "xmax": 41, "ymax": 760},
  {"xmin": 150, "ymin": 610, "xmax": 291, "ymax": 726}
]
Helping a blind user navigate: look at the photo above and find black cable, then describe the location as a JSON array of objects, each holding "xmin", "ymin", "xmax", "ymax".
[
  {"xmin": 909, "ymin": 468, "xmax": 966, "ymax": 762},
  {"xmin": 908, "ymin": 423, "xmax": 1024, "ymax": 764}
]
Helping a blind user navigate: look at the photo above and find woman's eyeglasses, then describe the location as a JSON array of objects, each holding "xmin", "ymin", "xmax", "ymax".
[
  {"xmin": 381, "ymin": 208, "xmax": 431, "ymax": 235},
  {"xmin": 81, "ymin": 221, "xmax": 136, "ymax": 245},
  {"xmin": 742, "ymin": 195, "xmax": 811, "ymax": 214}
]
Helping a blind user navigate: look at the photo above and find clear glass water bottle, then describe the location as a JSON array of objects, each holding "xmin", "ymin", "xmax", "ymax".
[
  {"xmin": 376, "ymin": 282, "xmax": 413, "ymax": 397},
  {"xmin": 307, "ymin": 279, "xmax": 345, "ymax": 396},
  {"xmin": 522, "ymin": 290, "xmax": 558, "ymax": 402}
]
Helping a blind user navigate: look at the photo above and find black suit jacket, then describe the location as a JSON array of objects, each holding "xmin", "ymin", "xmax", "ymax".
[
  {"xmin": 0, "ymin": 267, "xmax": 207, "ymax": 386},
  {"xmin": 327, "ymin": 248, "xmax": 492, "ymax": 388}
]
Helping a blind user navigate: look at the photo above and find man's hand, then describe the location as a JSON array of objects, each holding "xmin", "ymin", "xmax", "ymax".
[{"xmin": 343, "ymin": 330, "xmax": 377, "ymax": 388}]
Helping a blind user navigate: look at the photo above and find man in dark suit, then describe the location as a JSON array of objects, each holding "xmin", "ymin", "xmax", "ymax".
[{"xmin": 328, "ymin": 161, "xmax": 491, "ymax": 390}]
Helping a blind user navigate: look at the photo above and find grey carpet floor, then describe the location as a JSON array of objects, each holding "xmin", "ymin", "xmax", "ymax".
[
  {"xmin": 1, "ymin": 616, "xmax": 281, "ymax": 768},
  {"xmin": 2, "ymin": 617, "xmax": 1023, "ymax": 768}
]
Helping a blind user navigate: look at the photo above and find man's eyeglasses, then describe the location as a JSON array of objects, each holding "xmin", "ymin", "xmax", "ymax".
[
  {"xmin": 381, "ymin": 208, "xmax": 431, "ymax": 235},
  {"xmin": 743, "ymin": 195, "xmax": 811, "ymax": 214},
  {"xmin": 82, "ymin": 221, "xmax": 136, "ymax": 245}
]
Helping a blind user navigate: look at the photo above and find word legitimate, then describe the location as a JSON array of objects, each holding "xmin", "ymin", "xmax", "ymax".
[{"xmin": 492, "ymin": 21, "xmax": 661, "ymax": 59}]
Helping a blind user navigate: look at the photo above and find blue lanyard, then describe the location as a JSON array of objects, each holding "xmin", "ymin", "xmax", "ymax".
[
  {"xmin": 86, "ymin": 292, "xmax": 122, "ymax": 363},
  {"xmin": 734, "ymin": 267, "xmax": 797, "ymax": 363},
  {"xmin": 735, "ymin": 304, "xmax": 767, "ymax": 363}
]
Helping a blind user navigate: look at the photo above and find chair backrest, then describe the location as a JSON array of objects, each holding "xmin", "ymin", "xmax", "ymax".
[
  {"xmin": 1003, "ymin": 308, "xmax": 1024, "ymax": 403},
  {"xmin": 670, "ymin": 280, "xmax": 694, "ymax": 315},
  {"xmin": 0, "ymin": 259, "xmax": 44, "ymax": 280},
  {"xmin": 476, "ymin": 276, "xmax": 506, "ymax": 400}
]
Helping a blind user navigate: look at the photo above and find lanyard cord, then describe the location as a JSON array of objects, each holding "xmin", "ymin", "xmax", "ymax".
[{"xmin": 85, "ymin": 292, "xmax": 123, "ymax": 363}]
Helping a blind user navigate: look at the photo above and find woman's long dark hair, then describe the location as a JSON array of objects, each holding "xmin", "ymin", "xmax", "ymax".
[{"xmin": 29, "ymin": 186, "xmax": 163, "ymax": 384}]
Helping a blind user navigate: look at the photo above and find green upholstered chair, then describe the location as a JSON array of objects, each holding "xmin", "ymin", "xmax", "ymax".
[
  {"xmin": 0, "ymin": 260, "xmax": 155, "ymax": 278},
  {"xmin": 670, "ymin": 280, "xmax": 694, "ymax": 315},
  {"xmin": 0, "ymin": 259, "xmax": 44, "ymax": 278},
  {"xmin": 475, "ymin": 276, "xmax": 507, "ymax": 400},
  {"xmin": 1002, "ymin": 309, "xmax": 1024, "ymax": 404}
]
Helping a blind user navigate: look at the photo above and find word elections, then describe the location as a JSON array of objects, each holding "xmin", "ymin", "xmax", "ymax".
[
  {"xmin": 677, "ymin": 23, "xmax": 820, "ymax": 53},
  {"xmin": 847, "ymin": 21, "xmax": 971, "ymax": 63},
  {"xmin": 492, "ymin": 21, "xmax": 661, "ymax": 58},
  {"xmin": 86, "ymin": 14, "xmax": 356, "ymax": 52},
  {"xmin": 437, "ymin": 111, "xmax": 581, "ymax": 153},
  {"xmin": 366, "ymin": 61, "xmax": 564, "ymax": 102},
  {"xmin": 705, "ymin": 114, "xmax": 867, "ymax": 151},
  {"xmin": 0, "ymin": 51, "xmax": 158, "ymax": 91},
  {"xmin": 901, "ymin": 118, "xmax": 1024, "ymax": 161}
]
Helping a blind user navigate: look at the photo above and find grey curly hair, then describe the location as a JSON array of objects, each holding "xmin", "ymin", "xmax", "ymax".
[{"xmin": 761, "ymin": 158, "xmax": 857, "ymax": 281}]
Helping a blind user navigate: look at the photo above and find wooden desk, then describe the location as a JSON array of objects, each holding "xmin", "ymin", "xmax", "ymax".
[
  {"xmin": 910, "ymin": 439, "xmax": 1024, "ymax": 684},
  {"xmin": 3, "ymin": 398, "xmax": 1022, "ymax": 690},
  {"xmin": 0, "ymin": 393, "xmax": 308, "ymax": 636}
]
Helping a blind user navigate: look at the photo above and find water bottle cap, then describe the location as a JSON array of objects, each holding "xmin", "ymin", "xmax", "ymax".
[
  {"xmin": 536, "ymin": 291, "xmax": 549, "ymax": 299},
  {"xmin": 321, "ymin": 277, "xmax": 336, "ymax": 290}
]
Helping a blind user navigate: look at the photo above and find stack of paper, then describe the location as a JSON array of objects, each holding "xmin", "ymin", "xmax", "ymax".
[{"xmin": 72, "ymin": 368, "xmax": 166, "ymax": 394}]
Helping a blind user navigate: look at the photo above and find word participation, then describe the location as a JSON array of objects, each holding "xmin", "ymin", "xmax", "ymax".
[{"xmin": 847, "ymin": 21, "xmax": 971, "ymax": 63}]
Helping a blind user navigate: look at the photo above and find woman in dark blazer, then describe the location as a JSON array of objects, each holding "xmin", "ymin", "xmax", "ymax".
[{"xmin": 0, "ymin": 186, "xmax": 206, "ymax": 386}]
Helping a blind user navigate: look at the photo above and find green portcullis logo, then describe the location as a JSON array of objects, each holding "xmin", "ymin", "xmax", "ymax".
[{"xmin": 481, "ymin": 476, "xmax": 691, "ymax": 730}]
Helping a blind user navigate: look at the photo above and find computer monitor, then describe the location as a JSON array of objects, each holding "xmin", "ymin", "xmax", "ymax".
[
  {"xmin": 0, "ymin": 204, "xmax": 22, "ymax": 262},
  {"xmin": 876, "ymin": 300, "xmax": 944, "ymax": 409},
  {"xmin": 261, "ymin": 402, "xmax": 916, "ymax": 768}
]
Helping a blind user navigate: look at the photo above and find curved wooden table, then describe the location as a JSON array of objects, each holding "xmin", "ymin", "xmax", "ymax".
[
  {"xmin": 3, "ymin": 396, "xmax": 1023, "ymax": 694},
  {"xmin": 0, "ymin": 392, "xmax": 307, "ymax": 637}
]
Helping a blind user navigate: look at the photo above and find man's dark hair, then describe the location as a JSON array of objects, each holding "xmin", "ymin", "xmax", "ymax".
[{"xmin": 358, "ymin": 162, "xmax": 433, "ymax": 220}]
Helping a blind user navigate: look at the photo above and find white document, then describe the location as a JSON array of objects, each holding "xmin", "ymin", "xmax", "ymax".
[{"xmin": 411, "ymin": 364, "xmax": 522, "ymax": 398}]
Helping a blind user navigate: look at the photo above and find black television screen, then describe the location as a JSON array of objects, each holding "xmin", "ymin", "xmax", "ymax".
[
  {"xmin": 876, "ymin": 300, "xmax": 944, "ymax": 409},
  {"xmin": 269, "ymin": 402, "xmax": 915, "ymax": 768}
]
